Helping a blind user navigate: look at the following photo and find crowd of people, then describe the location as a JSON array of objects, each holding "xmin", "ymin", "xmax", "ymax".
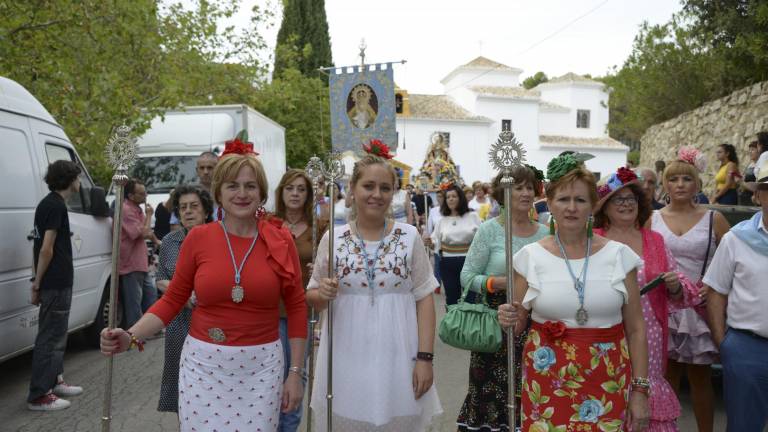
[{"xmin": 25, "ymin": 129, "xmax": 768, "ymax": 431}]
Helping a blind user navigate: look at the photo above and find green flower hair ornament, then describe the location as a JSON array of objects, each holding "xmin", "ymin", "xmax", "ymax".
[{"xmin": 546, "ymin": 154, "xmax": 580, "ymax": 182}]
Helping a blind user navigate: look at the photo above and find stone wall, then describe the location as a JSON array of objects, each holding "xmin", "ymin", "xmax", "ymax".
[{"xmin": 640, "ymin": 81, "xmax": 768, "ymax": 193}]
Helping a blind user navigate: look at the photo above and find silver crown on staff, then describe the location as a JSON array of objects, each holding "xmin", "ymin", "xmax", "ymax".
[
  {"xmin": 104, "ymin": 125, "xmax": 139, "ymax": 178},
  {"xmin": 489, "ymin": 130, "xmax": 526, "ymax": 178}
]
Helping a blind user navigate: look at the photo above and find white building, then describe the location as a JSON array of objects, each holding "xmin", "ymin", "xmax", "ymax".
[{"xmin": 394, "ymin": 56, "xmax": 628, "ymax": 183}]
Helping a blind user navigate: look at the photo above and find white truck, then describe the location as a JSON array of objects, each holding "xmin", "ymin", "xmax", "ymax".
[
  {"xmin": 132, "ymin": 105, "xmax": 286, "ymax": 212},
  {"xmin": 0, "ymin": 77, "xmax": 113, "ymax": 362}
]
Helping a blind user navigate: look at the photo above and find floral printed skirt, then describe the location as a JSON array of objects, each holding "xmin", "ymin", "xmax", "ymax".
[{"xmin": 522, "ymin": 322, "xmax": 630, "ymax": 432}]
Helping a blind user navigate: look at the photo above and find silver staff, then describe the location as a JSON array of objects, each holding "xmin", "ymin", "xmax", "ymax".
[
  {"xmin": 101, "ymin": 126, "xmax": 139, "ymax": 432},
  {"xmin": 419, "ymin": 175, "xmax": 430, "ymax": 230},
  {"xmin": 316, "ymin": 152, "xmax": 345, "ymax": 431},
  {"xmin": 488, "ymin": 130, "xmax": 526, "ymax": 430},
  {"xmin": 304, "ymin": 156, "xmax": 324, "ymax": 432}
]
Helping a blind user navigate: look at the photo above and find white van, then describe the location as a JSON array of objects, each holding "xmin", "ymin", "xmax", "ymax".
[
  {"xmin": 132, "ymin": 105, "xmax": 286, "ymax": 212},
  {"xmin": 0, "ymin": 77, "xmax": 114, "ymax": 362}
]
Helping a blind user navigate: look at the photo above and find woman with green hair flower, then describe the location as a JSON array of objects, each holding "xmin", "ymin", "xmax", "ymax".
[{"xmin": 497, "ymin": 154, "xmax": 650, "ymax": 430}]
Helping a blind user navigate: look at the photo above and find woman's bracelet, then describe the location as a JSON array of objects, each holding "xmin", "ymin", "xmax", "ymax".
[
  {"xmin": 486, "ymin": 276, "xmax": 495, "ymax": 294},
  {"xmin": 126, "ymin": 331, "xmax": 145, "ymax": 352},
  {"xmin": 415, "ymin": 352, "xmax": 434, "ymax": 363},
  {"xmin": 288, "ymin": 366, "xmax": 306, "ymax": 378}
]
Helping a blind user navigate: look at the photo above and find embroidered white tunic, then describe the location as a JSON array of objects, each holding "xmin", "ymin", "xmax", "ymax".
[{"xmin": 308, "ymin": 222, "xmax": 442, "ymax": 431}]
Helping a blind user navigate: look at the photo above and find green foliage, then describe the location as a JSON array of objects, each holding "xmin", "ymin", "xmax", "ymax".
[
  {"xmin": 251, "ymin": 68, "xmax": 331, "ymax": 168},
  {"xmin": 273, "ymin": 0, "xmax": 333, "ymax": 79},
  {"xmin": 602, "ymin": 2, "xmax": 768, "ymax": 144},
  {"xmin": 627, "ymin": 151, "xmax": 640, "ymax": 166},
  {"xmin": 0, "ymin": 0, "xmax": 269, "ymax": 186},
  {"xmin": 523, "ymin": 71, "xmax": 549, "ymax": 89}
]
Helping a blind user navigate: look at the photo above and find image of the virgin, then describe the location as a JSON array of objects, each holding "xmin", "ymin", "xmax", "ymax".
[{"xmin": 346, "ymin": 84, "xmax": 378, "ymax": 129}]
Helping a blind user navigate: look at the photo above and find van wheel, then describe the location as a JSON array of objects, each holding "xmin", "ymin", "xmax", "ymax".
[{"xmin": 84, "ymin": 283, "xmax": 122, "ymax": 347}]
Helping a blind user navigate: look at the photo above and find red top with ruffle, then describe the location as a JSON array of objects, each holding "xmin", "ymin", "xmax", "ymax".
[{"xmin": 148, "ymin": 218, "xmax": 308, "ymax": 345}]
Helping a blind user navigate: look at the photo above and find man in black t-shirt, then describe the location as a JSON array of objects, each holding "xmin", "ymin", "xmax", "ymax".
[{"xmin": 27, "ymin": 160, "xmax": 84, "ymax": 411}]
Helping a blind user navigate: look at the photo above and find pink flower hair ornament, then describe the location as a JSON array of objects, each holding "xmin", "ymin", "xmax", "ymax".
[{"xmin": 677, "ymin": 146, "xmax": 707, "ymax": 173}]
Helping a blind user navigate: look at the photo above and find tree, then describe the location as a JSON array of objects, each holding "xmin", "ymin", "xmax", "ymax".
[
  {"xmin": 251, "ymin": 67, "xmax": 331, "ymax": 168},
  {"xmin": 599, "ymin": 14, "xmax": 724, "ymax": 143},
  {"xmin": 0, "ymin": 0, "xmax": 269, "ymax": 185},
  {"xmin": 273, "ymin": 0, "xmax": 333, "ymax": 78},
  {"xmin": 523, "ymin": 71, "xmax": 549, "ymax": 89},
  {"xmin": 683, "ymin": 0, "xmax": 768, "ymax": 88}
]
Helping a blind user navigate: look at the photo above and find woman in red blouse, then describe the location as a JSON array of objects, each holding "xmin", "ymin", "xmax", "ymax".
[{"xmin": 101, "ymin": 139, "xmax": 307, "ymax": 431}]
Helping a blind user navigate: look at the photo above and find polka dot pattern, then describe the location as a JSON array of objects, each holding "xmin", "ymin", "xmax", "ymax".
[{"xmin": 178, "ymin": 336, "xmax": 283, "ymax": 431}]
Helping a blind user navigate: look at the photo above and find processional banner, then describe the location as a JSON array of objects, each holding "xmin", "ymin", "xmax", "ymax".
[{"xmin": 329, "ymin": 63, "xmax": 397, "ymax": 155}]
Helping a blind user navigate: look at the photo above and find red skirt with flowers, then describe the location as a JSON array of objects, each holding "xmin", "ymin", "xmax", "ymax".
[{"xmin": 521, "ymin": 321, "xmax": 630, "ymax": 432}]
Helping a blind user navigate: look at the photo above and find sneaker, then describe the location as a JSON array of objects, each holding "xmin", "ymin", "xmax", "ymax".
[
  {"xmin": 27, "ymin": 392, "xmax": 71, "ymax": 411},
  {"xmin": 53, "ymin": 377, "xmax": 83, "ymax": 397}
]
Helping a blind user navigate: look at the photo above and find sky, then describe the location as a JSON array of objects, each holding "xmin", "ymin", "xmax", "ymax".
[{"xmin": 232, "ymin": 0, "xmax": 684, "ymax": 94}]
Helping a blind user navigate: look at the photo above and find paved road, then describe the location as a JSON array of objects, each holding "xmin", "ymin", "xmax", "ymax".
[{"xmin": 0, "ymin": 294, "xmax": 730, "ymax": 431}]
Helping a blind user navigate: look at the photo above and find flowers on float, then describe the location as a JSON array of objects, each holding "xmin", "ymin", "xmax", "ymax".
[
  {"xmin": 578, "ymin": 399, "xmax": 605, "ymax": 423},
  {"xmin": 363, "ymin": 139, "xmax": 393, "ymax": 159},
  {"xmin": 597, "ymin": 167, "xmax": 638, "ymax": 200},
  {"xmin": 546, "ymin": 154, "xmax": 579, "ymax": 183},
  {"xmin": 528, "ymin": 420, "xmax": 549, "ymax": 432},
  {"xmin": 532, "ymin": 346, "xmax": 557, "ymax": 372},
  {"xmin": 220, "ymin": 129, "xmax": 258, "ymax": 158},
  {"xmin": 677, "ymin": 145, "xmax": 707, "ymax": 173}
]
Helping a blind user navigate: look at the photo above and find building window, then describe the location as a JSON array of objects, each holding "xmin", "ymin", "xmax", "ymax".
[
  {"xmin": 501, "ymin": 119, "xmax": 512, "ymax": 132},
  {"xmin": 576, "ymin": 110, "xmax": 590, "ymax": 128}
]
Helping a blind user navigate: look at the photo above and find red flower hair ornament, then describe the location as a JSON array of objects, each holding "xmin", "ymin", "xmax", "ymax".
[
  {"xmin": 220, "ymin": 129, "xmax": 259, "ymax": 158},
  {"xmin": 363, "ymin": 139, "xmax": 393, "ymax": 160}
]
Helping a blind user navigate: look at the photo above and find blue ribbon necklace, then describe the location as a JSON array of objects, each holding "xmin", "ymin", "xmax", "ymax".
[
  {"xmin": 555, "ymin": 232, "xmax": 592, "ymax": 325},
  {"xmin": 220, "ymin": 220, "xmax": 259, "ymax": 304},
  {"xmin": 354, "ymin": 220, "xmax": 389, "ymax": 306}
]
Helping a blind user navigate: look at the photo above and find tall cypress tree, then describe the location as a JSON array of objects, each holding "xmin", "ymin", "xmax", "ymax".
[{"xmin": 273, "ymin": 0, "xmax": 333, "ymax": 78}]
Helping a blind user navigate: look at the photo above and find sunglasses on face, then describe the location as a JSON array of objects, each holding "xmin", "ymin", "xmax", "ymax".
[{"xmin": 610, "ymin": 195, "xmax": 638, "ymax": 206}]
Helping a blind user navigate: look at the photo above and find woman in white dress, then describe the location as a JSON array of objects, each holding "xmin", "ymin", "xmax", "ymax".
[{"xmin": 306, "ymin": 149, "xmax": 442, "ymax": 431}]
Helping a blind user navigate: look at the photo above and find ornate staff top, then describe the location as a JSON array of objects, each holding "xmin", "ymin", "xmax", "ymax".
[
  {"xmin": 318, "ymin": 151, "xmax": 345, "ymax": 182},
  {"xmin": 306, "ymin": 156, "xmax": 324, "ymax": 183},
  {"xmin": 488, "ymin": 130, "xmax": 526, "ymax": 182},
  {"xmin": 104, "ymin": 125, "xmax": 139, "ymax": 181}
]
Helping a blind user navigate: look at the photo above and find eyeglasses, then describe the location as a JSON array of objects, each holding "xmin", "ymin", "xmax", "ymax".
[{"xmin": 610, "ymin": 195, "xmax": 638, "ymax": 206}]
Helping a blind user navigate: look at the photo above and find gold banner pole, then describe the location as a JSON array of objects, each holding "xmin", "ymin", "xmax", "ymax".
[
  {"xmin": 488, "ymin": 131, "xmax": 526, "ymax": 431},
  {"xmin": 101, "ymin": 126, "xmax": 138, "ymax": 432}
]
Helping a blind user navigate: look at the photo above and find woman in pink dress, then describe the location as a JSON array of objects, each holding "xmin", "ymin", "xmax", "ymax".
[
  {"xmin": 652, "ymin": 148, "xmax": 730, "ymax": 432},
  {"xmin": 593, "ymin": 167, "xmax": 698, "ymax": 430}
]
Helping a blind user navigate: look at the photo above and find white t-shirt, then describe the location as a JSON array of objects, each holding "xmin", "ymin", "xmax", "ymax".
[
  {"xmin": 426, "ymin": 206, "xmax": 443, "ymax": 237},
  {"xmin": 514, "ymin": 241, "xmax": 642, "ymax": 328},
  {"xmin": 431, "ymin": 212, "xmax": 481, "ymax": 257},
  {"xmin": 703, "ymin": 220, "xmax": 768, "ymax": 338}
]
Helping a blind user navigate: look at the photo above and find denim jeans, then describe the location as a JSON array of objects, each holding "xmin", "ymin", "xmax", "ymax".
[
  {"xmin": 141, "ymin": 272, "xmax": 158, "ymax": 313},
  {"xmin": 278, "ymin": 318, "xmax": 306, "ymax": 432},
  {"xmin": 720, "ymin": 328, "xmax": 768, "ymax": 431},
  {"xmin": 120, "ymin": 271, "xmax": 146, "ymax": 329},
  {"xmin": 28, "ymin": 287, "xmax": 72, "ymax": 402}
]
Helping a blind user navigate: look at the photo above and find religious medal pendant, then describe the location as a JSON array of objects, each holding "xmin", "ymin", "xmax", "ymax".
[
  {"xmin": 231, "ymin": 284, "xmax": 244, "ymax": 303},
  {"xmin": 576, "ymin": 306, "xmax": 588, "ymax": 325}
]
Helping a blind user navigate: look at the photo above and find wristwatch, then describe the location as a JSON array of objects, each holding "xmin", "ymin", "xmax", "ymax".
[{"xmin": 416, "ymin": 352, "xmax": 434, "ymax": 363}]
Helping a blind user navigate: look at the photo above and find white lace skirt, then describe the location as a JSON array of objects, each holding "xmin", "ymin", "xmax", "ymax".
[
  {"xmin": 178, "ymin": 335, "xmax": 283, "ymax": 431},
  {"xmin": 310, "ymin": 293, "xmax": 443, "ymax": 432}
]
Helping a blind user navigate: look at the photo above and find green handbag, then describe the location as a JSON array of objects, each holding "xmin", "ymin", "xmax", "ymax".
[{"xmin": 438, "ymin": 286, "xmax": 502, "ymax": 353}]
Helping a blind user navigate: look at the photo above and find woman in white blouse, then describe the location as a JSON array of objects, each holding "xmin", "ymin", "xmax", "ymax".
[
  {"xmin": 425, "ymin": 184, "xmax": 481, "ymax": 306},
  {"xmin": 498, "ymin": 156, "xmax": 650, "ymax": 430}
]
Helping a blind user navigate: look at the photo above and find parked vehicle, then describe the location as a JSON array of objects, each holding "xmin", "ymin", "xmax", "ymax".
[
  {"xmin": 129, "ymin": 105, "xmax": 286, "ymax": 212},
  {"xmin": 0, "ymin": 77, "xmax": 113, "ymax": 362}
]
